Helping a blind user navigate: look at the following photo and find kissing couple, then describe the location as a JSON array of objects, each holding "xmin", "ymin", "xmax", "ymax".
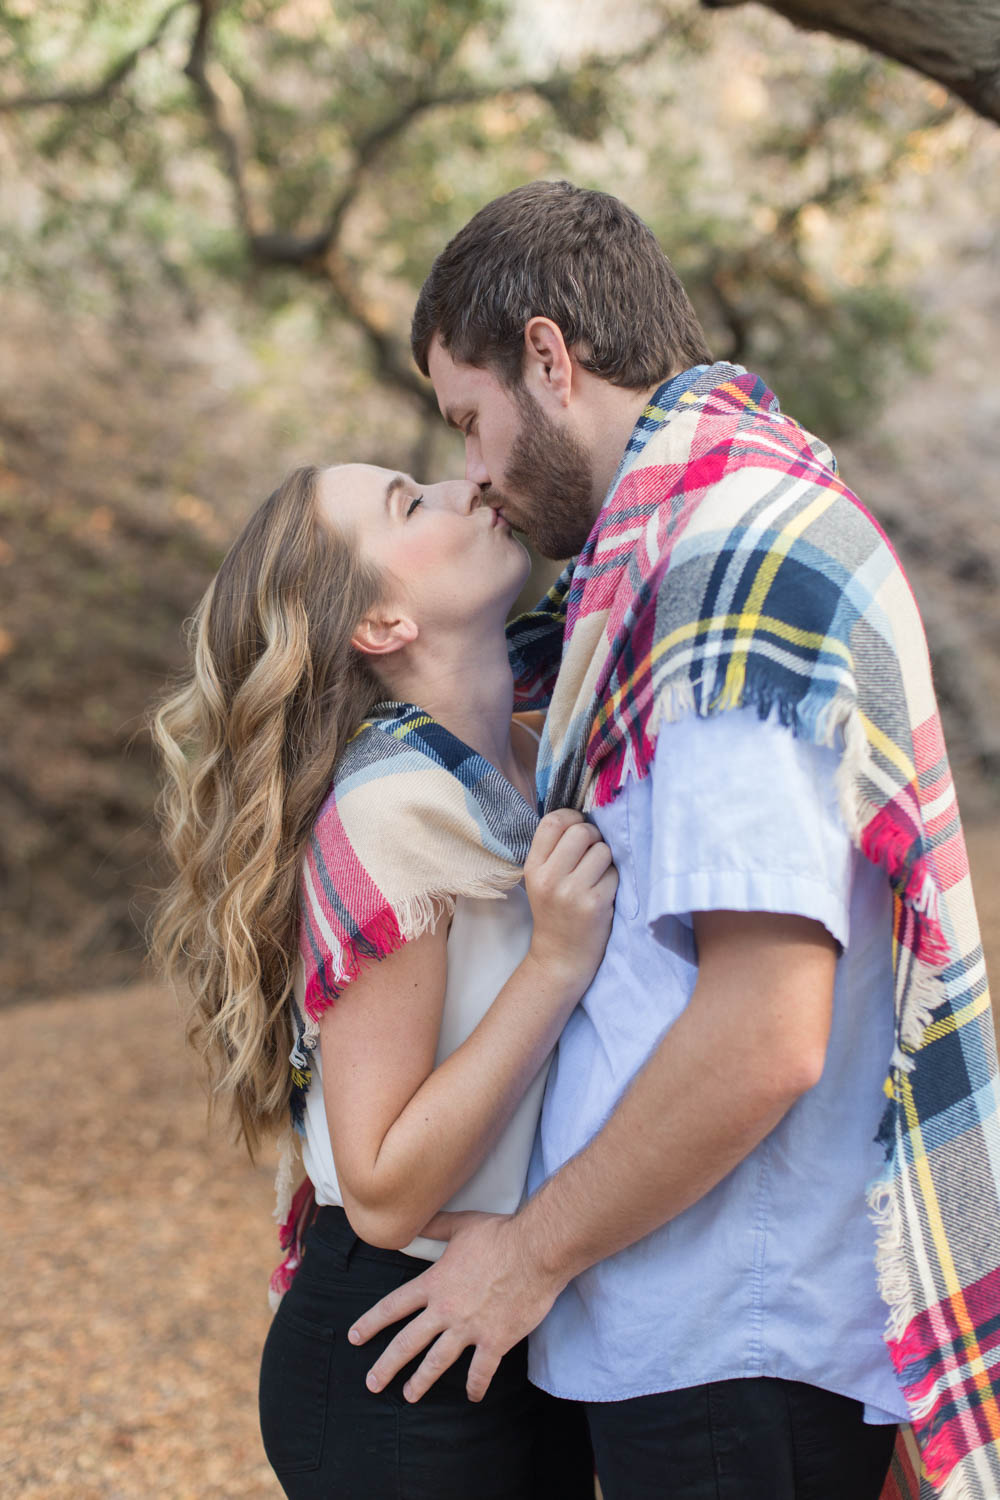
[{"xmin": 154, "ymin": 180, "xmax": 1000, "ymax": 1500}]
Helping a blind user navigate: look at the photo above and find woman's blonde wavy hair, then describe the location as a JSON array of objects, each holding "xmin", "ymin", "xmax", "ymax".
[{"xmin": 149, "ymin": 465, "xmax": 385, "ymax": 1158}]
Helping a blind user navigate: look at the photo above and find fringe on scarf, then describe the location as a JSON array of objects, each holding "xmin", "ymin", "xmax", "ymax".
[
  {"xmin": 273, "ymin": 1124, "xmax": 301, "ymax": 1228},
  {"xmin": 268, "ymin": 1171, "xmax": 317, "ymax": 1312},
  {"xmin": 303, "ymin": 883, "xmax": 516, "ymax": 1022},
  {"xmin": 939, "ymin": 1461, "xmax": 977, "ymax": 1500},
  {"xmin": 868, "ymin": 1173, "xmax": 915, "ymax": 1343}
]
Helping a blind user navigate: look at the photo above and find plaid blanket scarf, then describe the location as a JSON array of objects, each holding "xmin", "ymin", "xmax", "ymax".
[
  {"xmin": 269, "ymin": 700, "xmax": 538, "ymax": 1304},
  {"xmin": 506, "ymin": 362, "xmax": 999, "ymax": 1500}
]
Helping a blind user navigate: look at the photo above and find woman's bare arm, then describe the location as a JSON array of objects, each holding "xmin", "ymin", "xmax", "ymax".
[{"xmin": 319, "ymin": 809, "xmax": 617, "ymax": 1249}]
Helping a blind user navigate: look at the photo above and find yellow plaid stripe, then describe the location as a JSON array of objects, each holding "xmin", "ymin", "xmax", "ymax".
[
  {"xmin": 899, "ymin": 1069, "xmax": 1000, "ymax": 1441},
  {"xmin": 921, "ymin": 988, "xmax": 993, "ymax": 1045},
  {"xmin": 861, "ymin": 711, "xmax": 918, "ymax": 787},
  {"xmin": 715, "ymin": 490, "xmax": 837, "ymax": 709},
  {"xmin": 351, "ymin": 711, "xmax": 434, "ymax": 745},
  {"xmin": 588, "ymin": 610, "xmax": 852, "ymax": 740},
  {"xmin": 392, "ymin": 713, "xmax": 432, "ymax": 738}
]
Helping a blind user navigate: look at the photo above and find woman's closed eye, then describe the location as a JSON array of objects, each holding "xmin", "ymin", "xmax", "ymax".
[{"xmin": 406, "ymin": 495, "xmax": 423, "ymax": 517}]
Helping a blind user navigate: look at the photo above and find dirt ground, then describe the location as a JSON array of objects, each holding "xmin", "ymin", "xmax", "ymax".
[
  {"xmin": 1, "ymin": 823, "xmax": 998, "ymax": 1499},
  {"xmin": 0, "ymin": 979, "xmax": 284, "ymax": 1500}
]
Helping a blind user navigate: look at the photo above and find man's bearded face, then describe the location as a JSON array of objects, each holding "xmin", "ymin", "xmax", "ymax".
[{"xmin": 491, "ymin": 387, "xmax": 597, "ymax": 560}]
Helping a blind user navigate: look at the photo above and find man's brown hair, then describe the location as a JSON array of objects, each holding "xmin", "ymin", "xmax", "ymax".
[{"xmin": 411, "ymin": 179, "xmax": 712, "ymax": 390}]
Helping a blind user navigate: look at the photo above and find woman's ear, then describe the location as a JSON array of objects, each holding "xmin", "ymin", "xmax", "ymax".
[
  {"xmin": 523, "ymin": 316, "xmax": 573, "ymax": 407},
  {"xmin": 351, "ymin": 610, "xmax": 419, "ymax": 658}
]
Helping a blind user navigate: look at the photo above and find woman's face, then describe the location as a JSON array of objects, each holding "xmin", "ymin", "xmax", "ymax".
[{"xmin": 316, "ymin": 463, "xmax": 531, "ymax": 636}]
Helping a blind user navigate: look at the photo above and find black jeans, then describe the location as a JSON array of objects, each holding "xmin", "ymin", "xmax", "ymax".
[
  {"xmin": 586, "ymin": 1376, "xmax": 897, "ymax": 1500},
  {"xmin": 258, "ymin": 1205, "xmax": 595, "ymax": 1499}
]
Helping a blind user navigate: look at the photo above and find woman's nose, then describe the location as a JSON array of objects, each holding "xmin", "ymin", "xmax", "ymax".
[{"xmin": 425, "ymin": 479, "xmax": 481, "ymax": 513}]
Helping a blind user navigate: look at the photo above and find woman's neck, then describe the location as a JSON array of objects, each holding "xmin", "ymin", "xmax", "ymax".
[{"xmin": 381, "ymin": 628, "xmax": 535, "ymax": 801}]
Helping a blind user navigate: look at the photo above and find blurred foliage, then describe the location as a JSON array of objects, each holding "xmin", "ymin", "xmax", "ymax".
[
  {"xmin": 0, "ymin": 0, "xmax": 990, "ymax": 999},
  {"xmin": 0, "ymin": 0, "xmax": 967, "ymax": 437}
]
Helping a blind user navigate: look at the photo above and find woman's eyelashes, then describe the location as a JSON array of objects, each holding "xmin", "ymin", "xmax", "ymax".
[{"xmin": 405, "ymin": 495, "xmax": 423, "ymax": 518}]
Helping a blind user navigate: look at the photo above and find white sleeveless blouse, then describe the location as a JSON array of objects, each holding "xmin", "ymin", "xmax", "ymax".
[{"xmin": 298, "ymin": 883, "xmax": 547, "ymax": 1259}]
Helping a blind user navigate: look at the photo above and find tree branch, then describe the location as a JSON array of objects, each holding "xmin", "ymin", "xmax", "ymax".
[
  {"xmin": 0, "ymin": 1, "xmax": 187, "ymax": 114},
  {"xmin": 323, "ymin": 250, "xmax": 439, "ymax": 415},
  {"xmin": 702, "ymin": 0, "xmax": 1000, "ymax": 125},
  {"xmin": 183, "ymin": 0, "xmax": 257, "ymax": 238},
  {"xmin": 250, "ymin": 20, "xmax": 677, "ymax": 269},
  {"xmin": 249, "ymin": 80, "xmax": 551, "ymax": 269},
  {"xmin": 245, "ymin": 23, "xmax": 676, "ymax": 407},
  {"xmin": 176, "ymin": 1, "xmax": 433, "ymax": 401},
  {"xmin": 64, "ymin": 10, "xmax": 671, "ymax": 417}
]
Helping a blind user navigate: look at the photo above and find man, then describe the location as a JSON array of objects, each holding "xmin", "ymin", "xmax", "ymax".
[{"xmin": 348, "ymin": 181, "xmax": 1000, "ymax": 1499}]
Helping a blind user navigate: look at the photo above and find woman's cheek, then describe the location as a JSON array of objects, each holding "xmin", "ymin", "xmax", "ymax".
[
  {"xmin": 412, "ymin": 523, "xmax": 469, "ymax": 573},
  {"xmin": 410, "ymin": 534, "xmax": 453, "ymax": 571},
  {"xmin": 386, "ymin": 520, "xmax": 473, "ymax": 595},
  {"xmin": 384, "ymin": 532, "xmax": 437, "ymax": 578}
]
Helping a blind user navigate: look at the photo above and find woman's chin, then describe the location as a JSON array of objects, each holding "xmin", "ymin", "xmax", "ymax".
[{"xmin": 505, "ymin": 545, "xmax": 533, "ymax": 602}]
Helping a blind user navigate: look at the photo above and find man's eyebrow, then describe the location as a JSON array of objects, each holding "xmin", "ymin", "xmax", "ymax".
[{"xmin": 383, "ymin": 474, "xmax": 408, "ymax": 511}]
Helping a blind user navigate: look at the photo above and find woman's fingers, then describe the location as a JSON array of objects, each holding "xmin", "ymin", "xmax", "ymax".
[
  {"xmin": 572, "ymin": 838, "xmax": 615, "ymax": 887},
  {"xmin": 526, "ymin": 808, "xmax": 583, "ymax": 868},
  {"xmin": 538, "ymin": 819, "xmax": 602, "ymax": 879},
  {"xmin": 528, "ymin": 809, "xmax": 613, "ymax": 887}
]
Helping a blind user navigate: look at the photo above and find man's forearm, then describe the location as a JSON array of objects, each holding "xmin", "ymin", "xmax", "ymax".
[
  {"xmin": 514, "ymin": 910, "xmax": 836, "ymax": 1289},
  {"xmin": 514, "ymin": 1002, "xmax": 792, "ymax": 1287}
]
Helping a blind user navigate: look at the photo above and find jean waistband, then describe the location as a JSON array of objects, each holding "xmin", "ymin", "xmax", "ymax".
[{"xmin": 307, "ymin": 1203, "xmax": 432, "ymax": 1275}]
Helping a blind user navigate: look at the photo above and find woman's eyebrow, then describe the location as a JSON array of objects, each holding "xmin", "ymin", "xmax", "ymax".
[{"xmin": 383, "ymin": 474, "xmax": 408, "ymax": 511}]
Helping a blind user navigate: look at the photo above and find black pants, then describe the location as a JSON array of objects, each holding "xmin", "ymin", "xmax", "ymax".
[
  {"xmin": 258, "ymin": 1205, "xmax": 595, "ymax": 1499},
  {"xmin": 586, "ymin": 1376, "xmax": 898, "ymax": 1500}
]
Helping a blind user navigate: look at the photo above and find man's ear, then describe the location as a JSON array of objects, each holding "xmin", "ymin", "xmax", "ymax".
[
  {"xmin": 351, "ymin": 610, "xmax": 419, "ymax": 658},
  {"xmin": 523, "ymin": 317, "xmax": 573, "ymax": 407}
]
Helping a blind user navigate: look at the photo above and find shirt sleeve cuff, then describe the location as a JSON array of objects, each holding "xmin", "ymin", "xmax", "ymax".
[{"xmin": 648, "ymin": 867, "xmax": 852, "ymax": 953}]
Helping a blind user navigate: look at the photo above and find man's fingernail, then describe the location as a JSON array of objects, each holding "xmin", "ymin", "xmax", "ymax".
[
  {"xmin": 348, "ymin": 1328, "xmax": 360, "ymax": 1343},
  {"xmin": 366, "ymin": 1372, "xmax": 380, "ymax": 1391},
  {"xmin": 403, "ymin": 1383, "xmax": 413, "ymax": 1402}
]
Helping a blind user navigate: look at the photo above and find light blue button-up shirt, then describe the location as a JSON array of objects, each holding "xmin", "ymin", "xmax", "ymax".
[{"xmin": 526, "ymin": 707, "xmax": 908, "ymax": 1423}]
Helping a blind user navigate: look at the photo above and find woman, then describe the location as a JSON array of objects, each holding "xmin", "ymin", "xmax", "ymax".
[{"xmin": 150, "ymin": 462, "xmax": 615, "ymax": 1498}]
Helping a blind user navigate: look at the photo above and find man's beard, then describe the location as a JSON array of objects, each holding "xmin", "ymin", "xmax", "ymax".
[{"xmin": 491, "ymin": 389, "xmax": 597, "ymax": 560}]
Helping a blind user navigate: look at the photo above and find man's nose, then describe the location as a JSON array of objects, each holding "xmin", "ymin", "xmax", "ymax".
[{"xmin": 465, "ymin": 436, "xmax": 490, "ymax": 490}]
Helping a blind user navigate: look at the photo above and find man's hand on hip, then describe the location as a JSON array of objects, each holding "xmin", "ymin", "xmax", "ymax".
[
  {"xmin": 348, "ymin": 911, "xmax": 837, "ymax": 1407},
  {"xmin": 348, "ymin": 1209, "xmax": 563, "ymax": 1403}
]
